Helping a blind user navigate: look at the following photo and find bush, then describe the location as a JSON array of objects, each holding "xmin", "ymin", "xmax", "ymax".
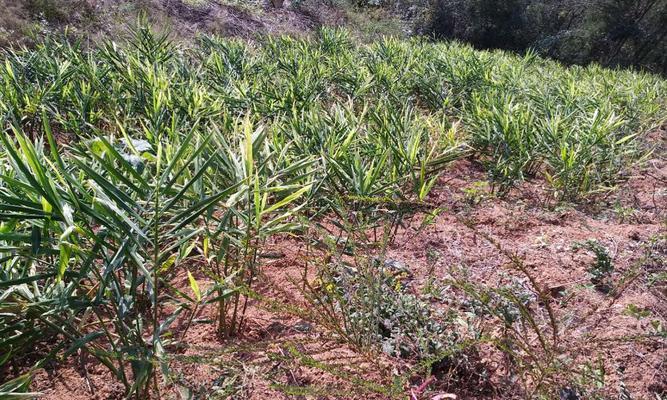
[{"xmin": 423, "ymin": 0, "xmax": 667, "ymax": 74}]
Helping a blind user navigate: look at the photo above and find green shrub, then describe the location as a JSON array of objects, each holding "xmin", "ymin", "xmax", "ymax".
[{"xmin": 423, "ymin": 0, "xmax": 667, "ymax": 74}]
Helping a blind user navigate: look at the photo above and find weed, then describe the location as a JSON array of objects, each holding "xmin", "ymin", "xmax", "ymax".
[
  {"xmin": 573, "ymin": 239, "xmax": 615, "ymax": 293},
  {"xmin": 461, "ymin": 180, "xmax": 489, "ymax": 205},
  {"xmin": 613, "ymin": 202, "xmax": 638, "ymax": 223}
]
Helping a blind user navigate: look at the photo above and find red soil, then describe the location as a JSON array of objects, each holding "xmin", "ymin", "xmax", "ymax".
[{"xmin": 30, "ymin": 136, "xmax": 667, "ymax": 399}]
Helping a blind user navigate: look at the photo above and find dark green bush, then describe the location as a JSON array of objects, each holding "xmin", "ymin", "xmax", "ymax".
[{"xmin": 423, "ymin": 0, "xmax": 667, "ymax": 74}]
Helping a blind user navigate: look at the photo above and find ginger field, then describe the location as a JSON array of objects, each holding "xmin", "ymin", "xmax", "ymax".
[{"xmin": 0, "ymin": 26, "xmax": 666, "ymax": 399}]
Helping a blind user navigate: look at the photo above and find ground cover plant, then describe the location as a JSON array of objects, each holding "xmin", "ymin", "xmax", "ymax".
[{"xmin": 0, "ymin": 22, "xmax": 665, "ymax": 399}]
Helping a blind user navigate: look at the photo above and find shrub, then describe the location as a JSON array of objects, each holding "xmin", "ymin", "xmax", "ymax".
[{"xmin": 423, "ymin": 0, "xmax": 667, "ymax": 74}]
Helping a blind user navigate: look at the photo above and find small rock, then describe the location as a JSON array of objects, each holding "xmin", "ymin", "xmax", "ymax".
[
  {"xmin": 384, "ymin": 259, "xmax": 408, "ymax": 271},
  {"xmin": 432, "ymin": 395, "xmax": 457, "ymax": 400},
  {"xmin": 267, "ymin": 321, "xmax": 287, "ymax": 335},
  {"xmin": 559, "ymin": 387, "xmax": 580, "ymax": 400},
  {"xmin": 293, "ymin": 320, "xmax": 313, "ymax": 333},
  {"xmin": 548, "ymin": 285, "xmax": 567, "ymax": 299},
  {"xmin": 629, "ymin": 231, "xmax": 641, "ymax": 241}
]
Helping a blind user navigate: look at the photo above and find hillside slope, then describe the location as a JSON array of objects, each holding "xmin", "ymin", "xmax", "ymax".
[
  {"xmin": 0, "ymin": 0, "xmax": 406, "ymax": 47},
  {"xmin": 0, "ymin": 24, "xmax": 665, "ymax": 399}
]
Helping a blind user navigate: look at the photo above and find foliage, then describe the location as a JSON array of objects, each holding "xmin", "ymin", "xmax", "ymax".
[
  {"xmin": 302, "ymin": 207, "xmax": 492, "ymax": 395},
  {"xmin": 424, "ymin": 0, "xmax": 667, "ymax": 75},
  {"xmin": 573, "ymin": 239, "xmax": 615, "ymax": 292},
  {"xmin": 310, "ymin": 225, "xmax": 459, "ymax": 360},
  {"xmin": 0, "ymin": 22, "xmax": 663, "ymax": 397}
]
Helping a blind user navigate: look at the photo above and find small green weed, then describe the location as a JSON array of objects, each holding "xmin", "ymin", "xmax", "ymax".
[
  {"xmin": 461, "ymin": 180, "xmax": 489, "ymax": 205},
  {"xmin": 573, "ymin": 239, "xmax": 615, "ymax": 293}
]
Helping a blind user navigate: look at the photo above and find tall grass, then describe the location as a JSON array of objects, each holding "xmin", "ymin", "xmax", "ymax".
[{"xmin": 0, "ymin": 23, "xmax": 664, "ymax": 397}]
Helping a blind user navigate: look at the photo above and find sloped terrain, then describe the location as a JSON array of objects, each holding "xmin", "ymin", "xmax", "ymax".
[
  {"xmin": 0, "ymin": 0, "xmax": 382, "ymax": 47},
  {"xmin": 0, "ymin": 25, "xmax": 665, "ymax": 399}
]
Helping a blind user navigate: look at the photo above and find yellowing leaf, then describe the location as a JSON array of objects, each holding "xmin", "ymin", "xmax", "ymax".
[
  {"xmin": 160, "ymin": 254, "xmax": 177, "ymax": 273},
  {"xmin": 41, "ymin": 197, "xmax": 53, "ymax": 214},
  {"xmin": 187, "ymin": 271, "xmax": 201, "ymax": 302}
]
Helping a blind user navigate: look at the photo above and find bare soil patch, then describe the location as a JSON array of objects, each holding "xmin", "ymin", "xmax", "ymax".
[{"xmin": 31, "ymin": 146, "xmax": 666, "ymax": 399}]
